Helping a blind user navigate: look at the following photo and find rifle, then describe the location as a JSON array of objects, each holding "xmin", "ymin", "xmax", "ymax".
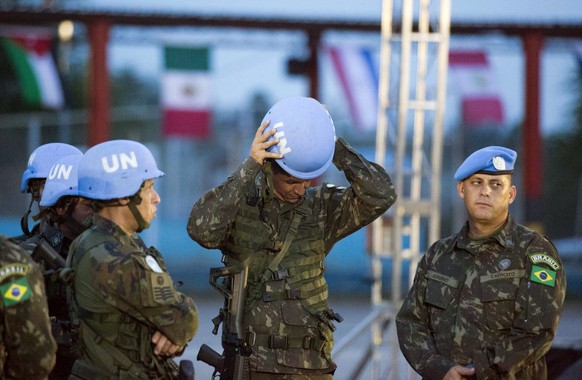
[
  {"xmin": 197, "ymin": 264, "xmax": 251, "ymax": 379},
  {"xmin": 32, "ymin": 238, "xmax": 67, "ymax": 270}
]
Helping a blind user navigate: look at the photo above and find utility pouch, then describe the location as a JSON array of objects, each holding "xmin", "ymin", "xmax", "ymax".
[{"xmin": 69, "ymin": 359, "xmax": 111, "ymax": 380}]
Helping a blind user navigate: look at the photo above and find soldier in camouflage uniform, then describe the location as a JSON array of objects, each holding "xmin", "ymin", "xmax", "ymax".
[
  {"xmin": 18, "ymin": 153, "xmax": 93, "ymax": 379},
  {"xmin": 19, "ymin": 147, "xmax": 93, "ymax": 380},
  {"xmin": 0, "ymin": 234, "xmax": 57, "ymax": 378},
  {"xmin": 13, "ymin": 143, "xmax": 83, "ymax": 244},
  {"xmin": 188, "ymin": 97, "xmax": 397, "ymax": 378},
  {"xmin": 396, "ymin": 146, "xmax": 566, "ymax": 380},
  {"xmin": 67, "ymin": 140, "xmax": 199, "ymax": 379}
]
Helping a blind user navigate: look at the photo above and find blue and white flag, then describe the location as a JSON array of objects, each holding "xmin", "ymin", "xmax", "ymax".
[{"xmin": 327, "ymin": 45, "xmax": 379, "ymax": 132}]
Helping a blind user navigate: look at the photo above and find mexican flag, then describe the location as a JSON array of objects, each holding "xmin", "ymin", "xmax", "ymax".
[
  {"xmin": 161, "ymin": 46, "xmax": 212, "ymax": 138},
  {"xmin": 0, "ymin": 28, "xmax": 64, "ymax": 110},
  {"xmin": 448, "ymin": 50, "xmax": 504, "ymax": 127}
]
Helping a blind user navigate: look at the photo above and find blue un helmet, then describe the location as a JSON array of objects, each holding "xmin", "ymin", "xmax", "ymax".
[
  {"xmin": 78, "ymin": 139, "xmax": 164, "ymax": 200},
  {"xmin": 40, "ymin": 154, "xmax": 83, "ymax": 207},
  {"xmin": 21, "ymin": 143, "xmax": 83, "ymax": 193},
  {"xmin": 19, "ymin": 143, "xmax": 82, "ymax": 237},
  {"xmin": 261, "ymin": 97, "xmax": 336, "ymax": 180}
]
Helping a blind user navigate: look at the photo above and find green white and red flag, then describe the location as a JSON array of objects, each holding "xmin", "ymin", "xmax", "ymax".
[
  {"xmin": 1, "ymin": 27, "xmax": 64, "ymax": 110},
  {"xmin": 161, "ymin": 46, "xmax": 212, "ymax": 138}
]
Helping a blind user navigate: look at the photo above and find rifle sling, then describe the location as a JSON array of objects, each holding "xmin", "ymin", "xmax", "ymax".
[{"xmin": 260, "ymin": 209, "xmax": 303, "ymax": 284}]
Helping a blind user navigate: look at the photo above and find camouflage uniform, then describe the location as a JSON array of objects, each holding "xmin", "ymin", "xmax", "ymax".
[
  {"xmin": 188, "ymin": 137, "xmax": 396, "ymax": 376},
  {"xmin": 19, "ymin": 221, "xmax": 77, "ymax": 379},
  {"xmin": 68, "ymin": 214, "xmax": 199, "ymax": 379},
  {"xmin": 396, "ymin": 216, "xmax": 566, "ymax": 380},
  {"xmin": 0, "ymin": 234, "xmax": 57, "ymax": 378}
]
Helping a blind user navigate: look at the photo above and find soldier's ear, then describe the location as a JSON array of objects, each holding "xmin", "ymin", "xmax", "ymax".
[{"xmin": 457, "ymin": 181, "xmax": 465, "ymax": 199}]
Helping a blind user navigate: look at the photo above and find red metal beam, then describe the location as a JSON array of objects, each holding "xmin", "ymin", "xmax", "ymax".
[
  {"xmin": 522, "ymin": 32, "xmax": 544, "ymax": 229},
  {"xmin": 87, "ymin": 19, "xmax": 110, "ymax": 146},
  {"xmin": 1, "ymin": 8, "xmax": 582, "ymax": 38}
]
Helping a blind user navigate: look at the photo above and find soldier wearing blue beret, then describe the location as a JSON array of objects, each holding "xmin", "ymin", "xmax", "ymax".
[{"xmin": 397, "ymin": 146, "xmax": 566, "ymax": 379}]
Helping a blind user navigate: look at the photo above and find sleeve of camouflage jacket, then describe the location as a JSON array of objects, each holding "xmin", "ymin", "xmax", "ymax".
[
  {"xmin": 1, "ymin": 244, "xmax": 57, "ymax": 379},
  {"xmin": 84, "ymin": 247, "xmax": 199, "ymax": 347},
  {"xmin": 187, "ymin": 157, "xmax": 262, "ymax": 248},
  {"xmin": 395, "ymin": 242, "xmax": 458, "ymax": 379},
  {"xmin": 323, "ymin": 137, "xmax": 396, "ymax": 248},
  {"xmin": 471, "ymin": 235, "xmax": 566, "ymax": 378}
]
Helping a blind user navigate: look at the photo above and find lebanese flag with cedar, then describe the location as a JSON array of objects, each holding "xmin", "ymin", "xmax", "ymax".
[
  {"xmin": 161, "ymin": 46, "xmax": 212, "ymax": 138},
  {"xmin": 449, "ymin": 50, "xmax": 504, "ymax": 126}
]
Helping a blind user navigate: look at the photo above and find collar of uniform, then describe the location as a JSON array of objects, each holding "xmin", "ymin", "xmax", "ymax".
[
  {"xmin": 455, "ymin": 216, "xmax": 515, "ymax": 252},
  {"xmin": 91, "ymin": 214, "xmax": 134, "ymax": 245}
]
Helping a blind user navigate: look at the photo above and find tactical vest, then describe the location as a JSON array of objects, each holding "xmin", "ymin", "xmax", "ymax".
[
  {"xmin": 67, "ymin": 228, "xmax": 178, "ymax": 380},
  {"xmin": 19, "ymin": 224, "xmax": 76, "ymax": 379},
  {"xmin": 223, "ymin": 187, "xmax": 338, "ymax": 373}
]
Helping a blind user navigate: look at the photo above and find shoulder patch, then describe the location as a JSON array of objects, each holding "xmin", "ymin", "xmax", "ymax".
[
  {"xmin": 530, "ymin": 265, "xmax": 556, "ymax": 287},
  {"xmin": 145, "ymin": 255, "xmax": 163, "ymax": 273},
  {"xmin": 0, "ymin": 277, "xmax": 32, "ymax": 306},
  {"xmin": 0, "ymin": 264, "xmax": 30, "ymax": 283},
  {"xmin": 529, "ymin": 253, "xmax": 560, "ymax": 271}
]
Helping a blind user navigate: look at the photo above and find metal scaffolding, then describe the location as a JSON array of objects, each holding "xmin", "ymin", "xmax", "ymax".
[{"xmin": 334, "ymin": 0, "xmax": 450, "ymax": 378}]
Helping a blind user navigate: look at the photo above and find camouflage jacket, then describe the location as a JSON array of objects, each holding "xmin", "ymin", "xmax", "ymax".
[
  {"xmin": 18, "ymin": 223, "xmax": 70, "ymax": 318},
  {"xmin": 68, "ymin": 215, "xmax": 199, "ymax": 379},
  {"xmin": 396, "ymin": 216, "xmax": 566, "ymax": 380},
  {"xmin": 0, "ymin": 234, "xmax": 57, "ymax": 379},
  {"xmin": 188, "ymin": 137, "xmax": 396, "ymax": 374}
]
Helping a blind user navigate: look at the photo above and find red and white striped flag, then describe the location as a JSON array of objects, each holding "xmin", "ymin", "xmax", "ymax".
[
  {"xmin": 161, "ymin": 46, "xmax": 212, "ymax": 138},
  {"xmin": 327, "ymin": 45, "xmax": 378, "ymax": 132},
  {"xmin": 448, "ymin": 50, "xmax": 504, "ymax": 126}
]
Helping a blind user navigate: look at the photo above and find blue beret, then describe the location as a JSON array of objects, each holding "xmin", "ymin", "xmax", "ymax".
[{"xmin": 454, "ymin": 146, "xmax": 517, "ymax": 181}]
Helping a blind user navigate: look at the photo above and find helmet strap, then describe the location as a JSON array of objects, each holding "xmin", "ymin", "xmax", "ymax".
[
  {"xmin": 55, "ymin": 198, "xmax": 89, "ymax": 238},
  {"xmin": 31, "ymin": 208, "xmax": 49, "ymax": 222},
  {"xmin": 20, "ymin": 197, "xmax": 34, "ymax": 237},
  {"xmin": 128, "ymin": 193, "xmax": 149, "ymax": 233}
]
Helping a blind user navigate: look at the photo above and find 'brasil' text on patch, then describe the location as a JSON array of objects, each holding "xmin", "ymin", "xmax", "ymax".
[{"xmin": 529, "ymin": 253, "xmax": 560, "ymax": 271}]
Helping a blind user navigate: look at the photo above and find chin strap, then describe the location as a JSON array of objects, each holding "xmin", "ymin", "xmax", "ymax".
[
  {"xmin": 57, "ymin": 198, "xmax": 90, "ymax": 237},
  {"xmin": 127, "ymin": 193, "xmax": 149, "ymax": 233},
  {"xmin": 20, "ymin": 197, "xmax": 34, "ymax": 237}
]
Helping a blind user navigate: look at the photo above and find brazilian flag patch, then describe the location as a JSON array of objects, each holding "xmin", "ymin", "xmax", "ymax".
[
  {"xmin": 530, "ymin": 265, "xmax": 556, "ymax": 287},
  {"xmin": 0, "ymin": 277, "xmax": 32, "ymax": 307}
]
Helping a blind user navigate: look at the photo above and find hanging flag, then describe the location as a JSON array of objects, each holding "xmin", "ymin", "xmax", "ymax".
[
  {"xmin": 327, "ymin": 45, "xmax": 378, "ymax": 132},
  {"xmin": 448, "ymin": 50, "xmax": 504, "ymax": 126},
  {"xmin": 0, "ymin": 27, "xmax": 64, "ymax": 110},
  {"xmin": 161, "ymin": 46, "xmax": 212, "ymax": 138}
]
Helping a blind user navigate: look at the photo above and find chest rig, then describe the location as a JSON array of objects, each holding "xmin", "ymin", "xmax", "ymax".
[
  {"xmin": 216, "ymin": 173, "xmax": 342, "ymax": 372},
  {"xmin": 66, "ymin": 228, "xmax": 177, "ymax": 379}
]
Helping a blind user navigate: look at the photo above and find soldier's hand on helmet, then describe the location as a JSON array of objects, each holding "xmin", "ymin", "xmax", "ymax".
[
  {"xmin": 151, "ymin": 330, "xmax": 184, "ymax": 357},
  {"xmin": 250, "ymin": 120, "xmax": 283, "ymax": 165}
]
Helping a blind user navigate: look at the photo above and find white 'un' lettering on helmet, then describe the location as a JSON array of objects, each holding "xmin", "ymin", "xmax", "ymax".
[
  {"xmin": 101, "ymin": 151, "xmax": 139, "ymax": 173},
  {"xmin": 273, "ymin": 123, "xmax": 293, "ymax": 155},
  {"xmin": 48, "ymin": 164, "xmax": 73, "ymax": 180}
]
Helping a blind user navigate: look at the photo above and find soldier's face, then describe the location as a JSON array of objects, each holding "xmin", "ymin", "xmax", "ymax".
[
  {"xmin": 136, "ymin": 179, "xmax": 160, "ymax": 223},
  {"xmin": 72, "ymin": 197, "xmax": 93, "ymax": 225},
  {"xmin": 457, "ymin": 173, "xmax": 516, "ymax": 227},
  {"xmin": 272, "ymin": 171, "xmax": 310, "ymax": 204}
]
